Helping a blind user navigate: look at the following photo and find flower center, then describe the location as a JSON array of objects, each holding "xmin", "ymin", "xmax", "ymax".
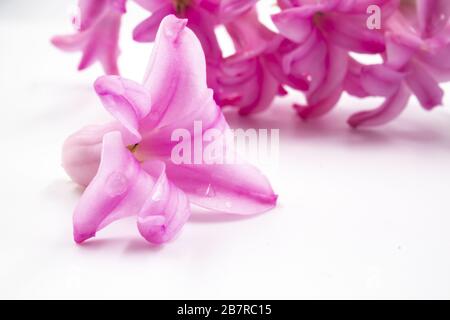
[
  {"xmin": 172, "ymin": 0, "xmax": 192, "ymax": 14},
  {"xmin": 313, "ymin": 12, "xmax": 325, "ymax": 28},
  {"xmin": 127, "ymin": 143, "xmax": 139, "ymax": 153}
]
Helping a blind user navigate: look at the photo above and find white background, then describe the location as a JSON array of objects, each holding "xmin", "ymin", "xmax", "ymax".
[{"xmin": 1, "ymin": 0, "xmax": 450, "ymax": 299}]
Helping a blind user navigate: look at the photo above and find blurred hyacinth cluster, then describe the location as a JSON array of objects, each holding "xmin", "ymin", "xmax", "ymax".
[{"xmin": 53, "ymin": 0, "xmax": 450, "ymax": 127}]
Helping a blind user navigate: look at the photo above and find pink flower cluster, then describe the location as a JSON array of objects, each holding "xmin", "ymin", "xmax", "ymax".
[
  {"xmin": 62, "ymin": 15, "xmax": 277, "ymax": 245},
  {"xmin": 53, "ymin": 0, "xmax": 450, "ymax": 127}
]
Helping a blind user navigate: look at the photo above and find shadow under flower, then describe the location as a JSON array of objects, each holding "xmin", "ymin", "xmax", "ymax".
[
  {"xmin": 76, "ymin": 236, "xmax": 164, "ymax": 254},
  {"xmin": 223, "ymin": 101, "xmax": 450, "ymax": 151}
]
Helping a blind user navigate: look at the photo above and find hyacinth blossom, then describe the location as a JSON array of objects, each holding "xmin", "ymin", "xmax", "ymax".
[
  {"xmin": 52, "ymin": 0, "xmax": 126, "ymax": 74},
  {"xmin": 347, "ymin": 0, "xmax": 450, "ymax": 127},
  {"xmin": 53, "ymin": 0, "xmax": 450, "ymax": 127},
  {"xmin": 62, "ymin": 15, "xmax": 277, "ymax": 244}
]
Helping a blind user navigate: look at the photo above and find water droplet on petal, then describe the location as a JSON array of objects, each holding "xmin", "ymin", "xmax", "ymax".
[
  {"xmin": 152, "ymin": 186, "xmax": 164, "ymax": 202},
  {"xmin": 196, "ymin": 184, "xmax": 216, "ymax": 198},
  {"xmin": 106, "ymin": 172, "xmax": 128, "ymax": 197},
  {"xmin": 205, "ymin": 184, "xmax": 216, "ymax": 198}
]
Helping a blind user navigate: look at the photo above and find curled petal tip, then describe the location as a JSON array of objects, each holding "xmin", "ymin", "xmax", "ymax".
[
  {"xmin": 74, "ymin": 231, "xmax": 96, "ymax": 244},
  {"xmin": 347, "ymin": 117, "xmax": 360, "ymax": 129},
  {"xmin": 161, "ymin": 15, "xmax": 188, "ymax": 43},
  {"xmin": 49, "ymin": 36, "xmax": 59, "ymax": 47},
  {"xmin": 271, "ymin": 193, "xmax": 279, "ymax": 204},
  {"xmin": 294, "ymin": 104, "xmax": 311, "ymax": 120},
  {"xmin": 94, "ymin": 75, "xmax": 123, "ymax": 96},
  {"xmin": 137, "ymin": 215, "xmax": 168, "ymax": 245}
]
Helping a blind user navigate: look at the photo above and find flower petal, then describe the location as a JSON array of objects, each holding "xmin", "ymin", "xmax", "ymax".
[
  {"xmin": 51, "ymin": 0, "xmax": 125, "ymax": 74},
  {"xmin": 405, "ymin": 62, "xmax": 444, "ymax": 110},
  {"xmin": 218, "ymin": 57, "xmax": 279, "ymax": 115},
  {"xmin": 360, "ymin": 64, "xmax": 404, "ymax": 97},
  {"xmin": 133, "ymin": 0, "xmax": 166, "ymax": 12},
  {"xmin": 141, "ymin": 15, "xmax": 212, "ymax": 129},
  {"xmin": 164, "ymin": 161, "xmax": 277, "ymax": 215},
  {"xmin": 272, "ymin": 10, "xmax": 313, "ymax": 44},
  {"xmin": 94, "ymin": 75, "xmax": 152, "ymax": 141},
  {"xmin": 133, "ymin": 4, "xmax": 173, "ymax": 42},
  {"xmin": 323, "ymin": 13, "xmax": 386, "ymax": 53},
  {"xmin": 219, "ymin": 0, "xmax": 258, "ymax": 20},
  {"xmin": 72, "ymin": 131, "xmax": 154, "ymax": 243},
  {"xmin": 296, "ymin": 86, "xmax": 343, "ymax": 120},
  {"xmin": 417, "ymin": 0, "xmax": 450, "ymax": 38},
  {"xmin": 344, "ymin": 58, "xmax": 370, "ymax": 98},
  {"xmin": 137, "ymin": 161, "xmax": 191, "ymax": 244},
  {"xmin": 348, "ymin": 84, "xmax": 411, "ymax": 128},
  {"xmin": 62, "ymin": 122, "xmax": 139, "ymax": 187},
  {"xmin": 295, "ymin": 44, "xmax": 348, "ymax": 119}
]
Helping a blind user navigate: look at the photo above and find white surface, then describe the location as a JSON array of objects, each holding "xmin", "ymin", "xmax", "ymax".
[{"xmin": 1, "ymin": 1, "xmax": 450, "ymax": 299}]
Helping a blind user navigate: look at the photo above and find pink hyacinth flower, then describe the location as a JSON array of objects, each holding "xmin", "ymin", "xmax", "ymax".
[
  {"xmin": 133, "ymin": 0, "xmax": 224, "ymax": 103},
  {"xmin": 73, "ymin": 131, "xmax": 190, "ymax": 244},
  {"xmin": 51, "ymin": 0, "xmax": 126, "ymax": 74},
  {"xmin": 417, "ymin": 0, "xmax": 450, "ymax": 38},
  {"xmin": 64, "ymin": 15, "xmax": 277, "ymax": 244},
  {"xmin": 216, "ymin": 8, "xmax": 280, "ymax": 114},
  {"xmin": 269, "ymin": 0, "xmax": 399, "ymax": 120},
  {"xmin": 133, "ymin": 0, "xmax": 264, "ymax": 109},
  {"xmin": 348, "ymin": 3, "xmax": 450, "ymax": 127}
]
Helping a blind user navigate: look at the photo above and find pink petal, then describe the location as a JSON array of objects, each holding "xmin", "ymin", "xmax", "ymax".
[
  {"xmin": 133, "ymin": 0, "xmax": 165, "ymax": 11},
  {"xmin": 323, "ymin": 14, "xmax": 386, "ymax": 54},
  {"xmin": 73, "ymin": 131, "xmax": 154, "ymax": 243},
  {"xmin": 295, "ymin": 44, "xmax": 348, "ymax": 119},
  {"xmin": 51, "ymin": 0, "xmax": 125, "ymax": 74},
  {"xmin": 264, "ymin": 49, "xmax": 310, "ymax": 91},
  {"xmin": 306, "ymin": 44, "xmax": 348, "ymax": 106},
  {"xmin": 348, "ymin": 84, "xmax": 411, "ymax": 128},
  {"xmin": 405, "ymin": 62, "xmax": 444, "ymax": 110},
  {"xmin": 360, "ymin": 64, "xmax": 404, "ymax": 97},
  {"xmin": 296, "ymin": 86, "xmax": 343, "ymax": 120},
  {"xmin": 217, "ymin": 57, "xmax": 279, "ymax": 115},
  {"xmin": 285, "ymin": 30, "xmax": 327, "ymax": 94},
  {"xmin": 417, "ymin": 0, "xmax": 450, "ymax": 38},
  {"xmin": 133, "ymin": 4, "xmax": 173, "ymax": 42},
  {"xmin": 137, "ymin": 161, "xmax": 191, "ymax": 244},
  {"xmin": 94, "ymin": 75, "xmax": 152, "ymax": 141},
  {"xmin": 62, "ymin": 122, "xmax": 139, "ymax": 187},
  {"xmin": 164, "ymin": 161, "xmax": 277, "ymax": 215},
  {"xmin": 225, "ymin": 8, "xmax": 275, "ymax": 57},
  {"xmin": 219, "ymin": 0, "xmax": 258, "ymax": 20},
  {"xmin": 76, "ymin": 0, "xmax": 109, "ymax": 31},
  {"xmin": 384, "ymin": 32, "xmax": 420, "ymax": 69},
  {"xmin": 344, "ymin": 58, "xmax": 370, "ymax": 98},
  {"xmin": 276, "ymin": 2, "xmax": 334, "ymax": 17},
  {"xmin": 184, "ymin": 7, "xmax": 222, "ymax": 61},
  {"xmin": 272, "ymin": 11, "xmax": 314, "ymax": 43},
  {"xmin": 141, "ymin": 15, "xmax": 212, "ymax": 129}
]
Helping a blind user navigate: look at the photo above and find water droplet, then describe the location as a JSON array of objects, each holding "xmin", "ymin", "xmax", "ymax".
[
  {"xmin": 205, "ymin": 184, "xmax": 216, "ymax": 198},
  {"xmin": 152, "ymin": 186, "xmax": 164, "ymax": 202},
  {"xmin": 106, "ymin": 172, "xmax": 128, "ymax": 197},
  {"xmin": 195, "ymin": 184, "xmax": 216, "ymax": 198}
]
